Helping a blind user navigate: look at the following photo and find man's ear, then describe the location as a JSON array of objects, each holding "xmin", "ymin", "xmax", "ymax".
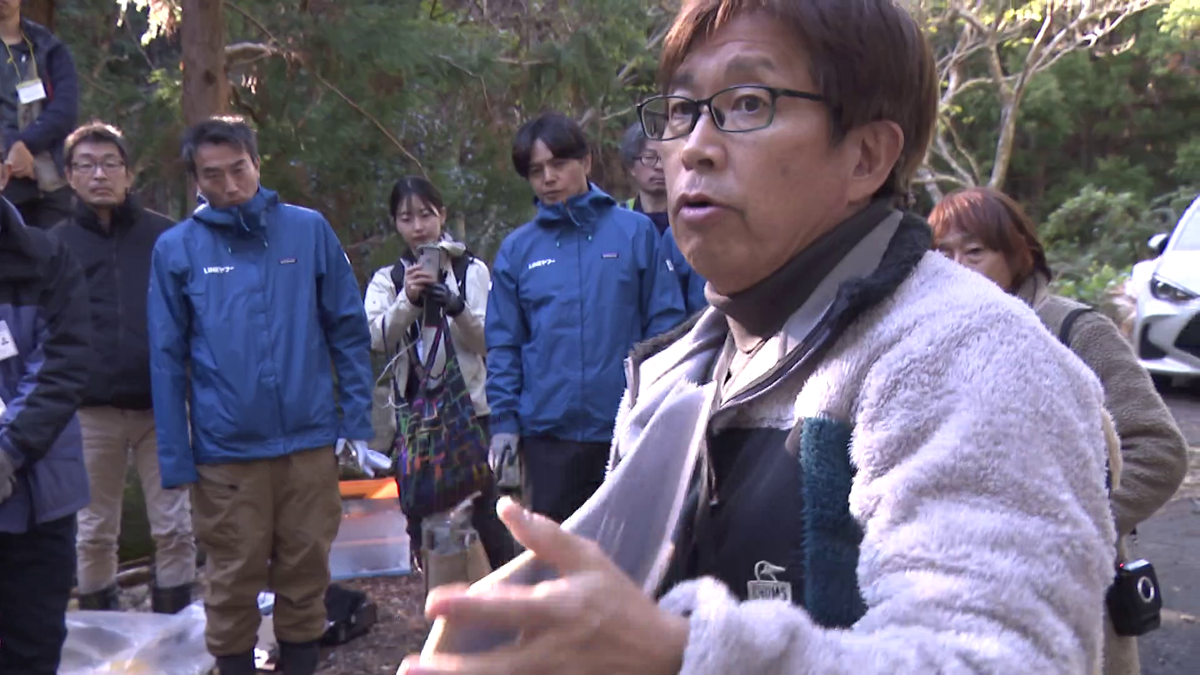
[
  {"xmin": 583, "ymin": 153, "xmax": 593, "ymax": 176},
  {"xmin": 845, "ymin": 120, "xmax": 904, "ymax": 204}
]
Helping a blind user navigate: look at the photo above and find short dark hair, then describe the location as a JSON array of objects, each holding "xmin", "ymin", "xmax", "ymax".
[
  {"xmin": 389, "ymin": 176, "xmax": 445, "ymax": 220},
  {"xmin": 511, "ymin": 112, "xmax": 590, "ymax": 179},
  {"xmin": 659, "ymin": 0, "xmax": 938, "ymax": 201},
  {"xmin": 65, "ymin": 121, "xmax": 130, "ymax": 166},
  {"xmin": 181, "ymin": 115, "xmax": 259, "ymax": 176},
  {"xmin": 929, "ymin": 187, "xmax": 1052, "ymax": 288},
  {"xmin": 620, "ymin": 122, "xmax": 648, "ymax": 169}
]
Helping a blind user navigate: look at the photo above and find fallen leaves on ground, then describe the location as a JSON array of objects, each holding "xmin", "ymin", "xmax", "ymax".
[{"xmin": 318, "ymin": 574, "xmax": 430, "ymax": 674}]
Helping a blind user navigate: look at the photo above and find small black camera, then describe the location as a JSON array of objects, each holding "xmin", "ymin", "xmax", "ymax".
[{"xmin": 1106, "ymin": 559, "xmax": 1162, "ymax": 637}]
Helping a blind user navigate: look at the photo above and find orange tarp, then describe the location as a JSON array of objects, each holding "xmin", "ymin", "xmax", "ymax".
[{"xmin": 339, "ymin": 478, "xmax": 397, "ymax": 500}]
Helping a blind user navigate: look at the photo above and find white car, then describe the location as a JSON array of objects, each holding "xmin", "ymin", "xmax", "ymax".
[{"xmin": 1130, "ymin": 195, "xmax": 1200, "ymax": 383}]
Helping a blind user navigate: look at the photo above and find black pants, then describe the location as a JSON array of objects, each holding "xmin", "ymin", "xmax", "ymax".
[
  {"xmin": 13, "ymin": 186, "xmax": 74, "ymax": 229},
  {"xmin": 521, "ymin": 437, "xmax": 611, "ymax": 523},
  {"xmin": 0, "ymin": 515, "xmax": 78, "ymax": 674}
]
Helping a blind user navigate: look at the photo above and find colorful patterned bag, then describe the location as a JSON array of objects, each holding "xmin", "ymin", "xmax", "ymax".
[{"xmin": 391, "ymin": 319, "xmax": 492, "ymax": 521}]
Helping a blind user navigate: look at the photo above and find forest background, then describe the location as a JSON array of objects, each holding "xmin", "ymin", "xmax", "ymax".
[{"xmin": 24, "ymin": 0, "xmax": 1200, "ymax": 306}]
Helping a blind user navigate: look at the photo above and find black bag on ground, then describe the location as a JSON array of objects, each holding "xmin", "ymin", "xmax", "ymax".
[{"xmin": 322, "ymin": 583, "xmax": 378, "ymax": 646}]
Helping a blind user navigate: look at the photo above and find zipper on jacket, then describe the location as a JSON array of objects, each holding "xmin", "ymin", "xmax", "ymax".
[{"xmin": 112, "ymin": 231, "xmax": 123, "ymax": 383}]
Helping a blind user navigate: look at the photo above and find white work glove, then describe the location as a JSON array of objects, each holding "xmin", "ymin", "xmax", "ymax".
[
  {"xmin": 488, "ymin": 433, "xmax": 518, "ymax": 472},
  {"xmin": 336, "ymin": 438, "xmax": 392, "ymax": 478},
  {"xmin": 0, "ymin": 449, "xmax": 15, "ymax": 505}
]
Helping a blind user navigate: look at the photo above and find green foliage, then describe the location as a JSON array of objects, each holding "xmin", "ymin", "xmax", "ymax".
[
  {"xmin": 1171, "ymin": 136, "xmax": 1200, "ymax": 185},
  {"xmin": 77, "ymin": 0, "xmax": 670, "ymax": 282},
  {"xmin": 1050, "ymin": 261, "xmax": 1132, "ymax": 308},
  {"xmin": 1040, "ymin": 184, "xmax": 1187, "ymax": 306}
]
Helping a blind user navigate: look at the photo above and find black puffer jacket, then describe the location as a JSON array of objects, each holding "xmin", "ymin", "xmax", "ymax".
[{"xmin": 53, "ymin": 196, "xmax": 173, "ymax": 409}]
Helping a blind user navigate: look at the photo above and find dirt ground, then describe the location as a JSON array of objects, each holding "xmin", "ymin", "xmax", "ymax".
[{"xmin": 315, "ymin": 575, "xmax": 428, "ymax": 674}]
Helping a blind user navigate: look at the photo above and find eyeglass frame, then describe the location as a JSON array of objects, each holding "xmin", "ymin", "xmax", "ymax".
[
  {"xmin": 635, "ymin": 152, "xmax": 662, "ymax": 167},
  {"xmin": 70, "ymin": 160, "xmax": 127, "ymax": 175},
  {"xmin": 638, "ymin": 84, "xmax": 827, "ymax": 142}
]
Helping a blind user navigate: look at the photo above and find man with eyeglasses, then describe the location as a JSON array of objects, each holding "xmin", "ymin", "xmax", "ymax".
[
  {"xmin": 53, "ymin": 121, "xmax": 196, "ymax": 615},
  {"xmin": 621, "ymin": 122, "xmax": 708, "ymax": 315},
  {"xmin": 0, "ymin": 0, "xmax": 77, "ymax": 229},
  {"xmin": 619, "ymin": 122, "xmax": 669, "ymax": 236}
]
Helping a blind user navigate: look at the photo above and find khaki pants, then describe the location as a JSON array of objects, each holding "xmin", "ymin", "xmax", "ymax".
[
  {"xmin": 75, "ymin": 407, "xmax": 196, "ymax": 593},
  {"xmin": 191, "ymin": 446, "xmax": 342, "ymax": 656}
]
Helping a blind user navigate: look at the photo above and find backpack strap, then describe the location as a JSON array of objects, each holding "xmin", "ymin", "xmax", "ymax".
[
  {"xmin": 451, "ymin": 251, "xmax": 474, "ymax": 301},
  {"xmin": 1057, "ymin": 306, "xmax": 1094, "ymax": 347}
]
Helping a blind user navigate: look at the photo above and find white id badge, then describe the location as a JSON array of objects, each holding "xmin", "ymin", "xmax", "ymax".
[
  {"xmin": 748, "ymin": 561, "xmax": 793, "ymax": 602},
  {"xmin": 17, "ymin": 79, "xmax": 46, "ymax": 105},
  {"xmin": 0, "ymin": 321, "xmax": 18, "ymax": 361}
]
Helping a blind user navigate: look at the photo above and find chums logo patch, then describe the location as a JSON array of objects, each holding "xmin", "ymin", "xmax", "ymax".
[
  {"xmin": 279, "ymin": 257, "xmax": 297, "ymax": 265},
  {"xmin": 203, "ymin": 266, "xmax": 235, "ymax": 275},
  {"xmin": 602, "ymin": 252, "xmax": 619, "ymax": 259},
  {"xmin": 528, "ymin": 258, "xmax": 555, "ymax": 270}
]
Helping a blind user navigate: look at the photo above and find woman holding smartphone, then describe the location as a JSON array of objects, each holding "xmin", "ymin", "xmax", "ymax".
[{"xmin": 364, "ymin": 176, "xmax": 513, "ymax": 572}]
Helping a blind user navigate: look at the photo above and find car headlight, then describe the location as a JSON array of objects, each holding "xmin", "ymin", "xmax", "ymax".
[{"xmin": 1149, "ymin": 275, "xmax": 1199, "ymax": 303}]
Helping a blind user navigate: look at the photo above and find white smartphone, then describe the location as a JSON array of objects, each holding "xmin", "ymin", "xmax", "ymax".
[{"xmin": 417, "ymin": 245, "xmax": 443, "ymax": 277}]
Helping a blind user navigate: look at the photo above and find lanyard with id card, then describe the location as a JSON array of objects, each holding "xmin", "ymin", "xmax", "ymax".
[
  {"xmin": 6, "ymin": 36, "xmax": 45, "ymax": 105},
  {"xmin": 17, "ymin": 78, "xmax": 45, "ymax": 104}
]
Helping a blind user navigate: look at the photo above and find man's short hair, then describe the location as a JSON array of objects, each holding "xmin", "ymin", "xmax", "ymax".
[
  {"xmin": 659, "ymin": 0, "xmax": 938, "ymax": 200},
  {"xmin": 181, "ymin": 115, "xmax": 259, "ymax": 176},
  {"xmin": 511, "ymin": 112, "xmax": 590, "ymax": 179},
  {"xmin": 65, "ymin": 121, "xmax": 130, "ymax": 166},
  {"xmin": 620, "ymin": 122, "xmax": 648, "ymax": 169}
]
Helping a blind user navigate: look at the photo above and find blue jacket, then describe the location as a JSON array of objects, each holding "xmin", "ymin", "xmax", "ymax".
[
  {"xmin": 148, "ymin": 188, "xmax": 373, "ymax": 489},
  {"xmin": 659, "ymin": 226, "xmax": 709, "ymax": 316},
  {"xmin": 486, "ymin": 185, "xmax": 685, "ymax": 442},
  {"xmin": 0, "ymin": 199, "xmax": 91, "ymax": 533}
]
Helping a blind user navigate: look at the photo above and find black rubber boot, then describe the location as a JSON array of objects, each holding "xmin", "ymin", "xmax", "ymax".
[
  {"xmin": 151, "ymin": 582, "xmax": 193, "ymax": 614},
  {"xmin": 77, "ymin": 584, "xmax": 120, "ymax": 611},
  {"xmin": 278, "ymin": 639, "xmax": 321, "ymax": 675},
  {"xmin": 214, "ymin": 650, "xmax": 256, "ymax": 675}
]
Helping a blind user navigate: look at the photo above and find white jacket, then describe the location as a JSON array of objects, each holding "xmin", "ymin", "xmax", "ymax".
[
  {"xmin": 611, "ymin": 217, "xmax": 1118, "ymax": 674},
  {"xmin": 364, "ymin": 253, "xmax": 490, "ymax": 415}
]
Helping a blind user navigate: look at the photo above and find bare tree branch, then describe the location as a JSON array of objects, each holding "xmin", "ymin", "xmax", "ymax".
[{"xmin": 921, "ymin": 0, "xmax": 1165, "ymax": 192}]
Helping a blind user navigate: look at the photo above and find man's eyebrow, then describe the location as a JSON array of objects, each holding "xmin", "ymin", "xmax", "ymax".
[
  {"xmin": 667, "ymin": 70, "xmax": 694, "ymax": 91},
  {"xmin": 724, "ymin": 55, "xmax": 778, "ymax": 80}
]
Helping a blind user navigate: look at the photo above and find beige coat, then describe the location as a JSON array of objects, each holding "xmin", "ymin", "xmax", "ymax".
[
  {"xmin": 1019, "ymin": 274, "xmax": 1190, "ymax": 675},
  {"xmin": 364, "ymin": 252, "xmax": 491, "ymax": 420}
]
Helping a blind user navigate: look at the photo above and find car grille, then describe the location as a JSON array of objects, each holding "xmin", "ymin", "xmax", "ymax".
[{"xmin": 1176, "ymin": 315, "xmax": 1200, "ymax": 358}]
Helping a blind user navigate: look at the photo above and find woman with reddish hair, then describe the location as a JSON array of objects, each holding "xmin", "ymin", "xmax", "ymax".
[{"xmin": 930, "ymin": 186, "xmax": 1188, "ymax": 675}]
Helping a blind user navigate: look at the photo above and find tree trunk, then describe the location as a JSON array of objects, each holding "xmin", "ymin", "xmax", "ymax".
[
  {"xmin": 24, "ymin": 0, "xmax": 55, "ymax": 31},
  {"xmin": 987, "ymin": 99, "xmax": 1019, "ymax": 191},
  {"xmin": 181, "ymin": 0, "xmax": 228, "ymax": 127}
]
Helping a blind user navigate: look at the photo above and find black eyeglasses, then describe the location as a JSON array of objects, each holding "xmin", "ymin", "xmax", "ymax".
[
  {"xmin": 636, "ymin": 153, "xmax": 662, "ymax": 167},
  {"xmin": 638, "ymin": 85, "xmax": 826, "ymax": 141},
  {"xmin": 71, "ymin": 160, "xmax": 125, "ymax": 175}
]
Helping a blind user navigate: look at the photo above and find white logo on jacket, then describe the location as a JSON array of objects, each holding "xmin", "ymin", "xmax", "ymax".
[
  {"xmin": 528, "ymin": 258, "xmax": 556, "ymax": 270},
  {"xmin": 203, "ymin": 266, "xmax": 235, "ymax": 275}
]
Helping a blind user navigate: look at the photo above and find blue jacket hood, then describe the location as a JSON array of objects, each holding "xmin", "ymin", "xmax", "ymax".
[
  {"xmin": 193, "ymin": 187, "xmax": 279, "ymax": 236},
  {"xmin": 531, "ymin": 184, "xmax": 617, "ymax": 232}
]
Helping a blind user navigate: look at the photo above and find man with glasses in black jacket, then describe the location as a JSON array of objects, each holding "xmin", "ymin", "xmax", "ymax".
[{"xmin": 53, "ymin": 122, "xmax": 195, "ymax": 615}]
